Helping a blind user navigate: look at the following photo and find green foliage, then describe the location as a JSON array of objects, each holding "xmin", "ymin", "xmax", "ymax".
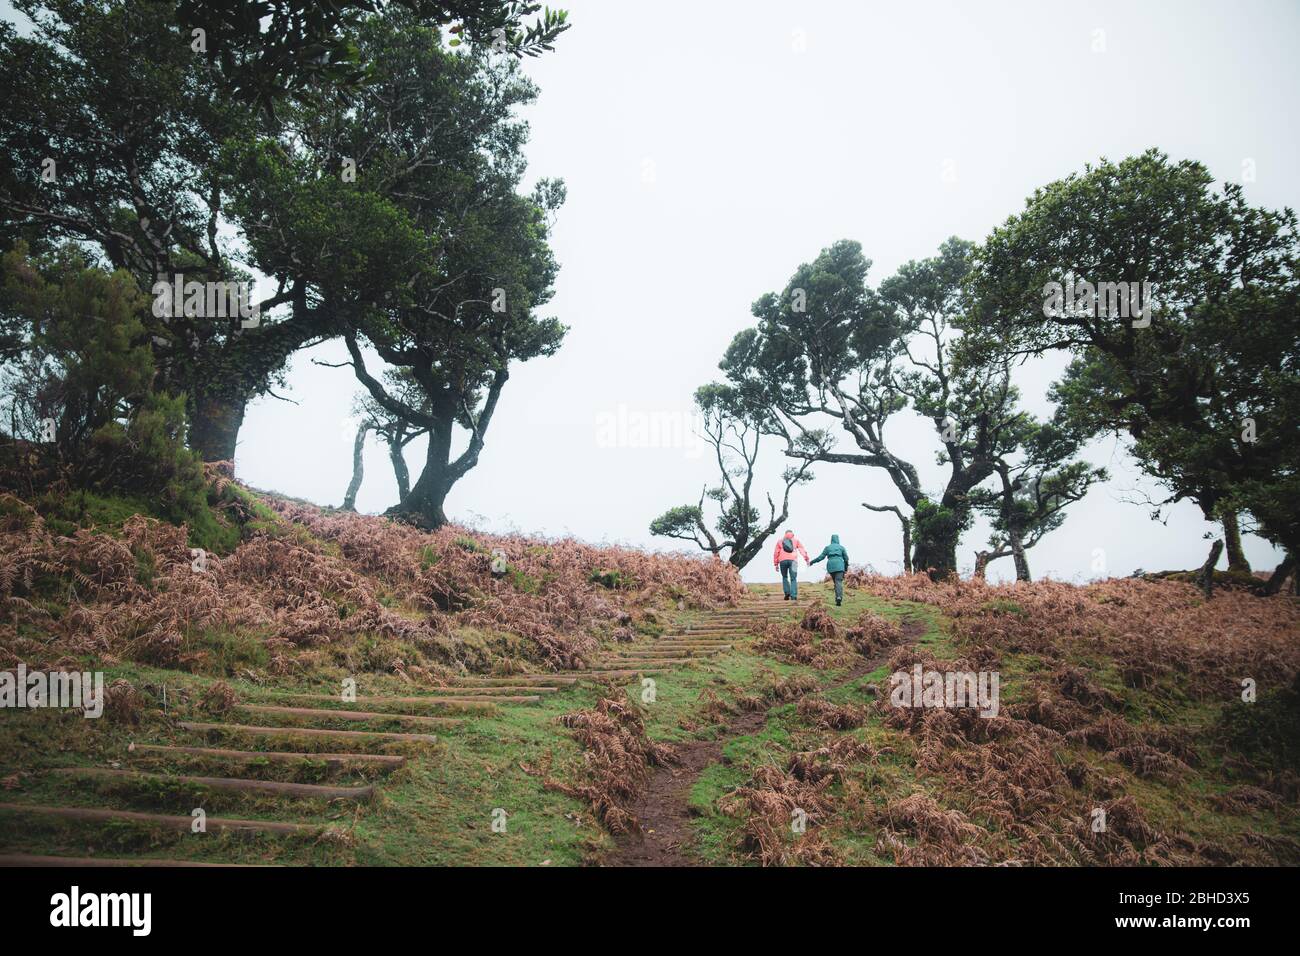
[
  {"xmin": 911, "ymin": 498, "xmax": 968, "ymax": 539},
  {"xmin": 1, "ymin": 2, "xmax": 572, "ymax": 469},
  {"xmin": 0, "ymin": 245, "xmax": 240, "ymax": 551},
  {"xmin": 589, "ymin": 568, "xmax": 627, "ymax": 590},
  {"xmin": 34, "ymin": 491, "xmax": 156, "ymax": 539},
  {"xmin": 300, "ymin": 15, "xmax": 568, "ymax": 525},
  {"xmin": 505, "ymin": 566, "xmax": 541, "ymax": 593},
  {"xmin": 718, "ymin": 237, "xmax": 1057, "ymax": 575},
  {"xmin": 0, "ymin": 2, "xmax": 279, "ymax": 454},
  {"xmin": 1214, "ymin": 685, "xmax": 1300, "ymax": 777},
  {"xmin": 980, "ymin": 598, "xmax": 1028, "ymax": 617},
  {"xmin": 1, "ymin": 244, "xmax": 153, "ymax": 449},
  {"xmin": 176, "ymin": 1, "xmax": 571, "ymax": 110},
  {"xmin": 650, "ymin": 504, "xmax": 705, "ymax": 539},
  {"xmin": 909, "ymin": 497, "xmax": 972, "ymax": 565},
  {"xmin": 968, "ymin": 417, "xmax": 1107, "ymax": 577},
  {"xmin": 964, "ymin": 149, "xmax": 1300, "ymax": 557}
]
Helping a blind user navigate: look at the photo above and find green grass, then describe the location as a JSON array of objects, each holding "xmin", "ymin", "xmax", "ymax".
[
  {"xmin": 675, "ymin": 579, "xmax": 1300, "ymax": 866},
  {"xmin": 4, "ymin": 573, "xmax": 1295, "ymax": 868},
  {"xmin": 677, "ymin": 581, "xmax": 933, "ymax": 865}
]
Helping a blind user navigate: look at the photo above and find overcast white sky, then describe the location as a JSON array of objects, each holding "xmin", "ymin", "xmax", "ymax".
[{"xmin": 228, "ymin": 1, "xmax": 1296, "ymax": 581}]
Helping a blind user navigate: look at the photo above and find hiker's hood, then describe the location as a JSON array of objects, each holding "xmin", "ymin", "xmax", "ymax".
[
  {"xmin": 784, "ymin": 531, "xmax": 795, "ymax": 538},
  {"xmin": 831, "ymin": 534, "xmax": 840, "ymax": 544}
]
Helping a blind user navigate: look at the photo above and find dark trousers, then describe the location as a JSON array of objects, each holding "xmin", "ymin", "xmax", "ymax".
[
  {"xmin": 830, "ymin": 570, "xmax": 845, "ymax": 603},
  {"xmin": 780, "ymin": 560, "xmax": 798, "ymax": 598}
]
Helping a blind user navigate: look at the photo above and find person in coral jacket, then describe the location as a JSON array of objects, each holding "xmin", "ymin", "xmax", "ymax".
[{"xmin": 772, "ymin": 530, "xmax": 810, "ymax": 601}]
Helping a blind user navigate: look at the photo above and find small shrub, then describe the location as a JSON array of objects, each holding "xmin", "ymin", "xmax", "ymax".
[{"xmin": 589, "ymin": 568, "xmax": 625, "ymax": 589}]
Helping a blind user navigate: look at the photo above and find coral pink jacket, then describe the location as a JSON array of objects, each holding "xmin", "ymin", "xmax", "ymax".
[{"xmin": 773, "ymin": 533, "xmax": 809, "ymax": 567}]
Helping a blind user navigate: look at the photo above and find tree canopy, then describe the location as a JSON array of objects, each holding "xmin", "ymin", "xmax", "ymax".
[{"xmin": 963, "ymin": 149, "xmax": 1300, "ymax": 563}]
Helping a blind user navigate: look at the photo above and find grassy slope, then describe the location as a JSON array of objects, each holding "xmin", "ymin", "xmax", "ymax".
[
  {"xmin": 2, "ymin": 493, "xmax": 1295, "ymax": 866},
  {"xmin": 677, "ymin": 583, "xmax": 1298, "ymax": 866},
  {"xmin": 680, "ymin": 583, "xmax": 936, "ymax": 865}
]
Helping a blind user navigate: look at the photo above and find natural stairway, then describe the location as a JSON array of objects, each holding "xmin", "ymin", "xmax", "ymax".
[{"xmin": 0, "ymin": 589, "xmax": 793, "ymax": 866}]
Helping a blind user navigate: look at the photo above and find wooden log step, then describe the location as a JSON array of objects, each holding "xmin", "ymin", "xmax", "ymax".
[
  {"xmin": 600, "ymin": 657, "xmax": 715, "ymax": 666},
  {"xmin": 235, "ymin": 704, "xmax": 461, "ymax": 727},
  {"xmin": 670, "ymin": 634, "xmax": 750, "ymax": 641},
  {"xmin": 423, "ymin": 685, "xmax": 559, "ymax": 695},
  {"xmin": 652, "ymin": 642, "xmax": 736, "ymax": 648},
  {"xmin": 0, "ymin": 853, "xmax": 263, "ymax": 867},
  {"xmin": 600, "ymin": 664, "xmax": 711, "ymax": 671},
  {"xmin": 656, "ymin": 633, "xmax": 741, "ymax": 639},
  {"xmin": 0, "ymin": 803, "xmax": 313, "ymax": 835},
  {"xmin": 179, "ymin": 721, "xmax": 439, "ymax": 744},
  {"xmin": 267, "ymin": 693, "xmax": 506, "ymax": 710},
  {"xmin": 594, "ymin": 658, "xmax": 696, "ymax": 666},
  {"xmin": 128, "ymin": 744, "xmax": 406, "ymax": 769},
  {"xmin": 657, "ymin": 636, "xmax": 739, "ymax": 640},
  {"xmin": 449, "ymin": 675, "xmax": 578, "ymax": 686},
  {"xmin": 609, "ymin": 647, "xmax": 723, "ymax": 657},
  {"xmin": 657, "ymin": 636, "xmax": 738, "ymax": 642},
  {"xmin": 50, "ymin": 768, "xmax": 375, "ymax": 802},
  {"xmin": 660, "ymin": 633, "xmax": 740, "ymax": 638},
  {"xmin": 619, "ymin": 648, "xmax": 730, "ymax": 655}
]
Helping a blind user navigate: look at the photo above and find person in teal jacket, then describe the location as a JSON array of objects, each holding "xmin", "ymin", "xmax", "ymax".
[{"xmin": 809, "ymin": 534, "xmax": 850, "ymax": 606}]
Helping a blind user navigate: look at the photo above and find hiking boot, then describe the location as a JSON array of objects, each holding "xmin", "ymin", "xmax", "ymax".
[
  {"xmin": 784, "ymin": 594, "xmax": 790, "ymax": 601},
  {"xmin": 836, "ymin": 599, "xmax": 842, "ymax": 606}
]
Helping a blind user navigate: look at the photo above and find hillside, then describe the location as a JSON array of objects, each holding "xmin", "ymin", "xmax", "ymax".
[{"xmin": 0, "ymin": 482, "xmax": 1297, "ymax": 866}]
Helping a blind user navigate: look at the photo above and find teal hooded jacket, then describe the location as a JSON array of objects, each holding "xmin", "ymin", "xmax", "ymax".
[{"xmin": 810, "ymin": 535, "xmax": 849, "ymax": 574}]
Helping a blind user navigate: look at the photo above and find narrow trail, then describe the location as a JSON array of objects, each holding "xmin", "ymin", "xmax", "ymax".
[
  {"xmin": 609, "ymin": 706, "xmax": 769, "ymax": 867},
  {"xmin": 607, "ymin": 594, "xmax": 926, "ymax": 867}
]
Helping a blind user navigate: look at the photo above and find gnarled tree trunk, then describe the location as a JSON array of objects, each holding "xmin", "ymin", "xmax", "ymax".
[
  {"xmin": 974, "ymin": 548, "xmax": 1014, "ymax": 582},
  {"xmin": 913, "ymin": 534, "xmax": 960, "ymax": 579},
  {"xmin": 388, "ymin": 437, "xmax": 411, "ymax": 501},
  {"xmin": 864, "ymin": 502, "xmax": 912, "ymax": 574},
  {"xmin": 1199, "ymin": 539, "xmax": 1225, "ymax": 599},
  {"xmin": 910, "ymin": 497, "xmax": 970, "ymax": 580},
  {"xmin": 1009, "ymin": 525, "xmax": 1031, "ymax": 582},
  {"xmin": 1264, "ymin": 554, "xmax": 1296, "ymax": 596},
  {"xmin": 387, "ymin": 408, "xmax": 455, "ymax": 529},
  {"xmin": 1222, "ymin": 511, "xmax": 1251, "ymax": 574},
  {"xmin": 188, "ymin": 392, "xmax": 246, "ymax": 462},
  {"xmin": 341, "ymin": 423, "xmax": 368, "ymax": 511}
]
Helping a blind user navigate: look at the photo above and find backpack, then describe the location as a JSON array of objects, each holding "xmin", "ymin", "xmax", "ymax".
[{"xmin": 782, "ymin": 538, "xmax": 794, "ymax": 553}]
